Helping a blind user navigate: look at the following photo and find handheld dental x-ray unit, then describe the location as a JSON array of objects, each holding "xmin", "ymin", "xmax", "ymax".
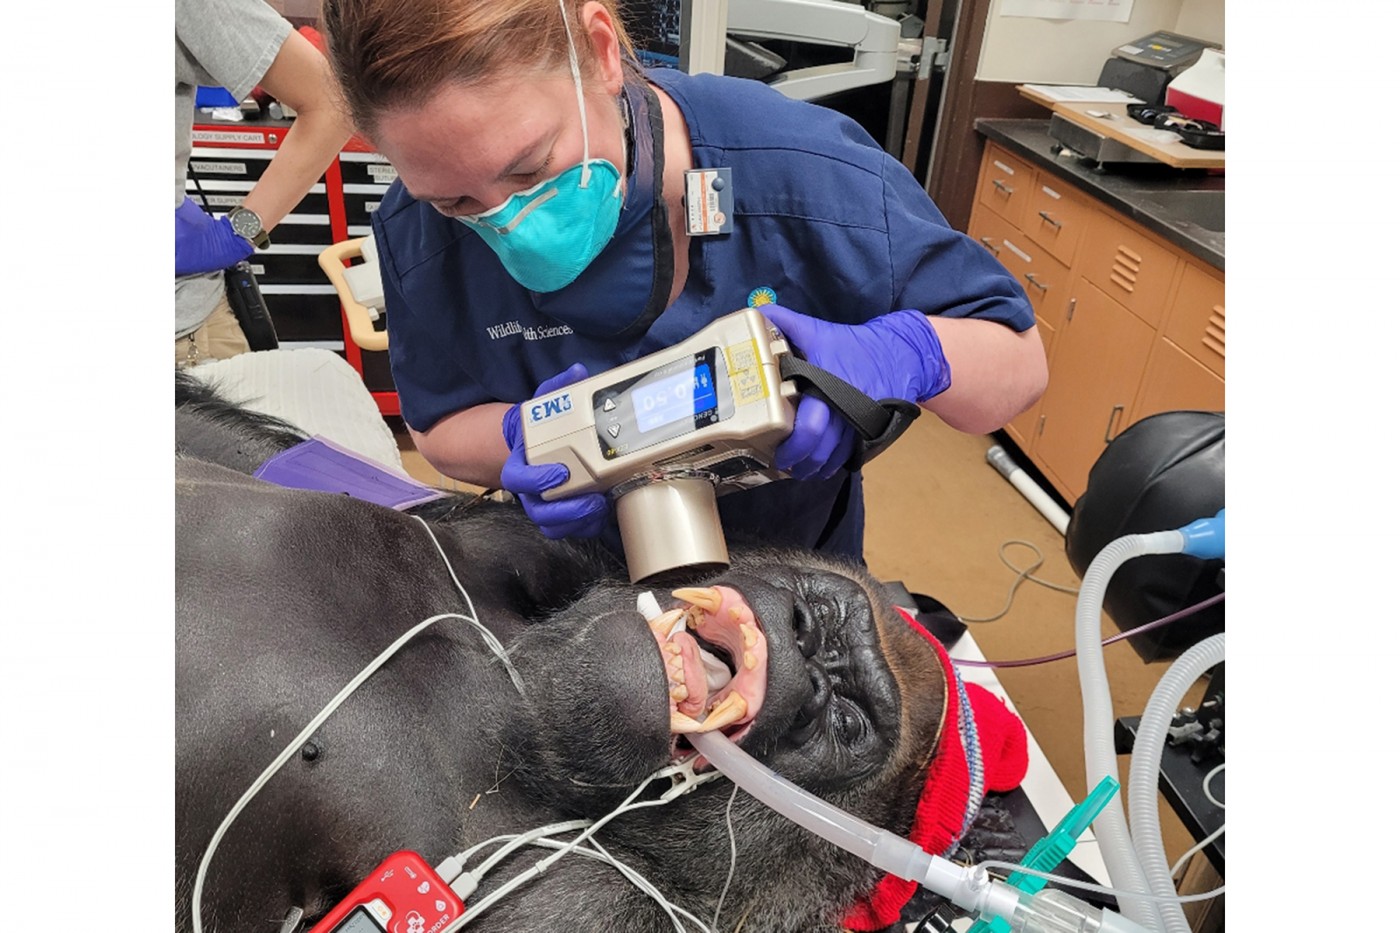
[
  {"xmin": 521, "ymin": 309, "xmax": 800, "ymax": 583},
  {"xmin": 520, "ymin": 308, "xmax": 921, "ymax": 582}
]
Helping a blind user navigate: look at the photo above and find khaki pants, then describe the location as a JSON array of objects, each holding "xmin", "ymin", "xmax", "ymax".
[{"xmin": 176, "ymin": 295, "xmax": 250, "ymax": 370}]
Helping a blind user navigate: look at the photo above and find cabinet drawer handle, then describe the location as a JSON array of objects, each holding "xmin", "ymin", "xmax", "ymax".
[
  {"xmin": 1037, "ymin": 210, "xmax": 1062, "ymax": 230},
  {"xmin": 993, "ymin": 179, "xmax": 1015, "ymax": 195},
  {"xmin": 979, "ymin": 236, "xmax": 1001, "ymax": 256},
  {"xmin": 1104, "ymin": 405, "xmax": 1125, "ymax": 443},
  {"xmin": 1024, "ymin": 273, "xmax": 1048, "ymax": 292}
]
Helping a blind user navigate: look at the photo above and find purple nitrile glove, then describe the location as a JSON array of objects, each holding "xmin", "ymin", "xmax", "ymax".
[
  {"xmin": 175, "ymin": 196, "xmax": 254, "ymax": 276},
  {"xmin": 500, "ymin": 363, "xmax": 610, "ymax": 539},
  {"xmin": 763, "ymin": 305, "xmax": 951, "ymax": 481}
]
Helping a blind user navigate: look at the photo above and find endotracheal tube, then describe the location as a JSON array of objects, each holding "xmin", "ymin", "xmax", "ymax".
[{"xmin": 689, "ymin": 731, "xmax": 1148, "ymax": 932}]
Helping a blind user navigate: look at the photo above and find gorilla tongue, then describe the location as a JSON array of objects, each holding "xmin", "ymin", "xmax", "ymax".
[{"xmin": 647, "ymin": 586, "xmax": 768, "ymax": 738}]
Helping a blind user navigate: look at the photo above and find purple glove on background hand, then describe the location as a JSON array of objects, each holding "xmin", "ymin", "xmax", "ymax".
[
  {"xmin": 500, "ymin": 363, "xmax": 610, "ymax": 539},
  {"xmin": 175, "ymin": 197, "xmax": 254, "ymax": 276},
  {"xmin": 762, "ymin": 305, "xmax": 952, "ymax": 481}
]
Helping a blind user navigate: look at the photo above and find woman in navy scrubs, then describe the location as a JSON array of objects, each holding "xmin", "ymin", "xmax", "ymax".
[{"xmin": 322, "ymin": 0, "xmax": 1046, "ymax": 560}]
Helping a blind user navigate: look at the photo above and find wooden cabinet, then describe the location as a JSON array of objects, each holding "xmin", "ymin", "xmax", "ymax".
[
  {"xmin": 1035, "ymin": 281, "xmax": 1155, "ymax": 496},
  {"xmin": 1135, "ymin": 260, "xmax": 1225, "ymax": 422},
  {"xmin": 1078, "ymin": 214, "xmax": 1180, "ymax": 329},
  {"xmin": 977, "ymin": 148, "xmax": 1036, "ymax": 226},
  {"xmin": 1026, "ymin": 175, "xmax": 1092, "ymax": 266},
  {"xmin": 971, "ymin": 143, "xmax": 1225, "ymax": 502}
]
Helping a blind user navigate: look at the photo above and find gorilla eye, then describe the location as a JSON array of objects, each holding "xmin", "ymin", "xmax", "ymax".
[{"xmin": 831, "ymin": 697, "xmax": 867, "ymax": 742}]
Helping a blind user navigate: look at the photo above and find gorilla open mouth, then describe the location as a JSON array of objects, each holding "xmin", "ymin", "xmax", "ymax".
[{"xmin": 646, "ymin": 585, "xmax": 769, "ymax": 742}]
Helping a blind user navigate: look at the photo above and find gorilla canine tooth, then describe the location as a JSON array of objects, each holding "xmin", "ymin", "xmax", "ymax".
[
  {"xmin": 672, "ymin": 586, "xmax": 722, "ymax": 613},
  {"xmin": 701, "ymin": 693, "xmax": 748, "ymax": 731},
  {"xmin": 649, "ymin": 608, "xmax": 685, "ymax": 639},
  {"xmin": 740, "ymin": 622, "xmax": 758, "ymax": 649},
  {"xmin": 671, "ymin": 711, "xmax": 705, "ymax": 733}
]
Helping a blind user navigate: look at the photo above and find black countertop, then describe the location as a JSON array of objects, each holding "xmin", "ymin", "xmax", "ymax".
[{"xmin": 974, "ymin": 119, "xmax": 1224, "ymax": 271}]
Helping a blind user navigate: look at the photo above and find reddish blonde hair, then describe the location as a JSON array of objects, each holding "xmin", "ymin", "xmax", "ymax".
[{"xmin": 320, "ymin": 0, "xmax": 635, "ymax": 135}]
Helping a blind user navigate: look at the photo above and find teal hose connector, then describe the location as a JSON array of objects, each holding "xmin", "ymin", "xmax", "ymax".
[{"xmin": 967, "ymin": 776, "xmax": 1121, "ymax": 933}]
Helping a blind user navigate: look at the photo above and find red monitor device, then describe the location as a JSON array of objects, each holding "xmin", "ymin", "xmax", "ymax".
[{"xmin": 309, "ymin": 850, "xmax": 466, "ymax": 933}]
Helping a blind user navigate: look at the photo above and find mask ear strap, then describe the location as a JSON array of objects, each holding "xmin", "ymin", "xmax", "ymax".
[{"xmin": 556, "ymin": 0, "xmax": 593, "ymax": 187}]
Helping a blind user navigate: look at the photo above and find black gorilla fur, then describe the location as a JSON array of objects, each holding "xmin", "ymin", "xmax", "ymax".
[{"xmin": 175, "ymin": 373, "xmax": 950, "ymax": 933}]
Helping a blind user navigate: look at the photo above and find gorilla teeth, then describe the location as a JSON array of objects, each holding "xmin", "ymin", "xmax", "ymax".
[
  {"xmin": 672, "ymin": 586, "xmax": 722, "ymax": 613},
  {"xmin": 667, "ymin": 692, "xmax": 749, "ymax": 734},
  {"xmin": 647, "ymin": 608, "xmax": 686, "ymax": 640},
  {"xmin": 660, "ymin": 585, "xmax": 768, "ymax": 741}
]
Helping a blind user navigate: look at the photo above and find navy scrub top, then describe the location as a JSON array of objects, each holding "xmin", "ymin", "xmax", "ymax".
[{"xmin": 371, "ymin": 67, "xmax": 1034, "ymax": 560}]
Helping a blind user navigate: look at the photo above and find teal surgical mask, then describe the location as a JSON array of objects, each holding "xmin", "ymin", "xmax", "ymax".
[{"xmin": 456, "ymin": 0, "xmax": 625, "ymax": 293}]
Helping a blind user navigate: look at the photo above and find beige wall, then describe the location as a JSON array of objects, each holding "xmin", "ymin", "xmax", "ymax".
[{"xmin": 976, "ymin": 0, "xmax": 1225, "ymax": 85}]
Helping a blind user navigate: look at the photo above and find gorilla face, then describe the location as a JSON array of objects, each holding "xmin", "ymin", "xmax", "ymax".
[{"xmin": 542, "ymin": 552, "xmax": 949, "ymax": 803}]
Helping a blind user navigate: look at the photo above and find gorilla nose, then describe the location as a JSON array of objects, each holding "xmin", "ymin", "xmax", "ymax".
[{"xmin": 793, "ymin": 598, "xmax": 820, "ymax": 659}]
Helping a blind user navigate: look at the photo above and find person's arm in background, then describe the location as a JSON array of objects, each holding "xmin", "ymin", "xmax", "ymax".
[
  {"xmin": 409, "ymin": 403, "xmax": 512, "ymax": 488},
  {"xmin": 924, "ymin": 314, "xmax": 1046, "ymax": 434},
  {"xmin": 241, "ymin": 28, "xmax": 354, "ymax": 232}
]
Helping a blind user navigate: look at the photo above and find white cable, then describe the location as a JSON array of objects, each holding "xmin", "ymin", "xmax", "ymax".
[
  {"xmin": 191, "ymin": 611, "xmax": 478, "ymax": 933},
  {"xmin": 1202, "ymin": 762, "xmax": 1225, "ymax": 810},
  {"xmin": 975, "ymin": 861, "xmax": 1224, "ymax": 906},
  {"xmin": 1168, "ymin": 824, "xmax": 1226, "ymax": 881},
  {"xmin": 190, "ymin": 518, "xmax": 517, "ymax": 933},
  {"xmin": 573, "ymin": 838, "xmax": 713, "ymax": 933},
  {"xmin": 453, "ymin": 821, "xmax": 592, "ymax": 867},
  {"xmin": 1168, "ymin": 763, "xmax": 1226, "ymax": 880},
  {"xmin": 711, "ymin": 783, "xmax": 741, "ymax": 930},
  {"xmin": 454, "ymin": 772, "xmax": 682, "ymax": 925},
  {"xmin": 464, "ymin": 820, "xmax": 595, "ymax": 882},
  {"xmin": 411, "ymin": 515, "xmax": 525, "ymax": 697}
]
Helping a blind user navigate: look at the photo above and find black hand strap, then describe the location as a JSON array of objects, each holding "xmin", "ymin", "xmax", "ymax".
[{"xmin": 778, "ymin": 354, "xmax": 921, "ymax": 472}]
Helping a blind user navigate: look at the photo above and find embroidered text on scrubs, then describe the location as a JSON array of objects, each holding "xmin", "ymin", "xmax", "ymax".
[
  {"xmin": 523, "ymin": 324, "xmax": 574, "ymax": 341},
  {"xmin": 485, "ymin": 321, "xmax": 524, "ymax": 340}
]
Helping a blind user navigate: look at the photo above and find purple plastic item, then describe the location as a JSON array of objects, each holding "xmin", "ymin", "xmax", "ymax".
[{"xmin": 253, "ymin": 436, "xmax": 447, "ymax": 510}]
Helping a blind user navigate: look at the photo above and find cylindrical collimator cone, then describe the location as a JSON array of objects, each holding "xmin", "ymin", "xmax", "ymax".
[{"xmin": 615, "ymin": 475, "xmax": 729, "ymax": 583}]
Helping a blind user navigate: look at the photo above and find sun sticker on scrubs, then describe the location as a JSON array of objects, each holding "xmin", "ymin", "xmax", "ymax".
[{"xmin": 747, "ymin": 287, "xmax": 777, "ymax": 308}]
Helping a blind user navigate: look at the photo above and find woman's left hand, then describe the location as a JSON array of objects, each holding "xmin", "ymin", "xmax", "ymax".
[{"xmin": 762, "ymin": 305, "xmax": 951, "ymax": 480}]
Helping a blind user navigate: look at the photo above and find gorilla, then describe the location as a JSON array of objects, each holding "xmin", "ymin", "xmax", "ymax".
[{"xmin": 175, "ymin": 371, "xmax": 1027, "ymax": 933}]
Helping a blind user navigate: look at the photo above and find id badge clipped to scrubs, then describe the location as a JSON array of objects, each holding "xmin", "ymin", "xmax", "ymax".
[{"xmin": 684, "ymin": 167, "xmax": 734, "ymax": 236}]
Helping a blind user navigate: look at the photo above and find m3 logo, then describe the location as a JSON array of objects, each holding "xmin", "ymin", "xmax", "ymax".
[{"xmin": 528, "ymin": 392, "xmax": 573, "ymax": 424}]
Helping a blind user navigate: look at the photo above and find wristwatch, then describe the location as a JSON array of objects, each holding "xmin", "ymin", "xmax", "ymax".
[{"xmin": 227, "ymin": 205, "xmax": 270, "ymax": 250}]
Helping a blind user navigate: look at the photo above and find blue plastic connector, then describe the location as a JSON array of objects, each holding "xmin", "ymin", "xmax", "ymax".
[
  {"xmin": 1178, "ymin": 509, "xmax": 1225, "ymax": 560},
  {"xmin": 966, "ymin": 776, "xmax": 1120, "ymax": 933}
]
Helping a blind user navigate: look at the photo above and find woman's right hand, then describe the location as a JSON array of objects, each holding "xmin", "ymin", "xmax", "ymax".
[{"xmin": 500, "ymin": 364, "xmax": 610, "ymax": 539}]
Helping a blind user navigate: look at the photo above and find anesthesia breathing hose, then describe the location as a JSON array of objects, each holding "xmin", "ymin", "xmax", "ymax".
[
  {"xmin": 688, "ymin": 731, "xmax": 1150, "ymax": 932},
  {"xmin": 1074, "ymin": 511, "xmax": 1225, "ymax": 933}
]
